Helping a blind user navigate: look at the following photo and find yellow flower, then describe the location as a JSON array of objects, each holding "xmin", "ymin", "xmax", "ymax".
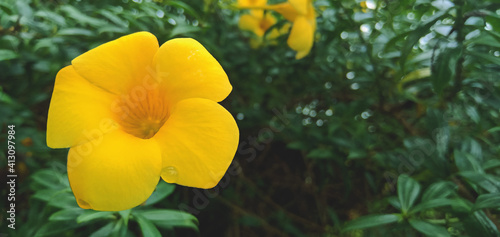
[
  {"xmin": 239, "ymin": 11, "xmax": 276, "ymax": 38},
  {"xmin": 237, "ymin": 0, "xmax": 267, "ymax": 8},
  {"xmin": 46, "ymin": 32, "xmax": 239, "ymax": 211},
  {"xmin": 267, "ymin": 0, "xmax": 316, "ymax": 59},
  {"xmin": 238, "ymin": 11, "xmax": 289, "ymax": 48},
  {"xmin": 360, "ymin": 1, "xmax": 369, "ymax": 12}
]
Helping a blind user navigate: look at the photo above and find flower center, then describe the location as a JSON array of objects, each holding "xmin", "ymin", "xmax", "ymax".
[{"xmin": 113, "ymin": 89, "xmax": 169, "ymax": 139}]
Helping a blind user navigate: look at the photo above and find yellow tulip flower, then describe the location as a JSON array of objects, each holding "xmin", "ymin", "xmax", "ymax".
[{"xmin": 46, "ymin": 32, "xmax": 239, "ymax": 211}]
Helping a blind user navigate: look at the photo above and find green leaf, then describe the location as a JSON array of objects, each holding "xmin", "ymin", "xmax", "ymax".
[
  {"xmin": 483, "ymin": 159, "xmax": 500, "ymax": 170},
  {"xmin": 474, "ymin": 193, "xmax": 500, "ymax": 210},
  {"xmin": 31, "ymin": 170, "xmax": 66, "ymax": 189},
  {"xmin": 347, "ymin": 150, "xmax": 367, "ymax": 160},
  {"xmin": 134, "ymin": 214, "xmax": 162, "ymax": 237},
  {"xmin": 460, "ymin": 171, "xmax": 500, "ymax": 193},
  {"xmin": 421, "ymin": 181, "xmax": 457, "ymax": 202},
  {"xmin": 431, "ymin": 0, "xmax": 454, "ymax": 11},
  {"xmin": 0, "ymin": 89, "xmax": 13, "ymax": 103},
  {"xmin": 469, "ymin": 50, "xmax": 500, "ymax": 65},
  {"xmin": 97, "ymin": 9, "xmax": 128, "ymax": 28},
  {"xmin": 166, "ymin": 0, "xmax": 200, "ymax": 19},
  {"xmin": 145, "ymin": 182, "xmax": 176, "ymax": 206},
  {"xmin": 118, "ymin": 209, "xmax": 132, "ymax": 227},
  {"xmin": 35, "ymin": 10, "xmax": 66, "ymax": 26},
  {"xmin": 49, "ymin": 208, "xmax": 85, "ymax": 221},
  {"xmin": 400, "ymin": 10, "xmax": 449, "ymax": 70},
  {"xmin": 287, "ymin": 141, "xmax": 307, "ymax": 150},
  {"xmin": 137, "ymin": 209, "xmax": 197, "ymax": 223},
  {"xmin": 343, "ymin": 214, "xmax": 401, "ymax": 232},
  {"xmin": 90, "ymin": 222, "xmax": 115, "ymax": 237},
  {"xmin": 398, "ymin": 67, "xmax": 431, "ymax": 91},
  {"xmin": 450, "ymin": 198, "xmax": 474, "ymax": 213},
  {"xmin": 465, "ymin": 105, "xmax": 480, "ymax": 123},
  {"xmin": 16, "ymin": 0, "xmax": 33, "ymax": 19},
  {"xmin": 397, "ymin": 174, "xmax": 421, "ymax": 213},
  {"xmin": 410, "ymin": 198, "xmax": 459, "ymax": 214},
  {"xmin": 58, "ymin": 28, "xmax": 95, "ymax": 37},
  {"xmin": 35, "ymin": 220, "xmax": 79, "ymax": 237},
  {"xmin": 486, "ymin": 126, "xmax": 500, "ymax": 133},
  {"xmin": 0, "ymin": 49, "xmax": 18, "ymax": 61},
  {"xmin": 110, "ymin": 218, "xmax": 128, "ymax": 237},
  {"xmin": 462, "ymin": 211, "xmax": 499, "ymax": 237},
  {"xmin": 306, "ymin": 148, "xmax": 333, "ymax": 159},
  {"xmin": 170, "ymin": 24, "xmax": 201, "ymax": 37},
  {"xmin": 97, "ymin": 26, "xmax": 127, "ymax": 34},
  {"xmin": 32, "ymin": 190, "xmax": 55, "ymax": 201},
  {"xmin": 77, "ymin": 210, "xmax": 116, "ymax": 224},
  {"xmin": 468, "ymin": 32, "xmax": 500, "ymax": 48},
  {"xmin": 431, "ymin": 46, "xmax": 462, "ymax": 95},
  {"xmin": 0, "ymin": 1, "xmax": 14, "ymax": 15},
  {"xmin": 47, "ymin": 193, "xmax": 79, "ymax": 209},
  {"xmin": 59, "ymin": 5, "xmax": 105, "ymax": 27},
  {"xmin": 409, "ymin": 219, "xmax": 450, "ymax": 237},
  {"xmin": 135, "ymin": 209, "xmax": 198, "ymax": 231},
  {"xmin": 387, "ymin": 196, "xmax": 402, "ymax": 210},
  {"xmin": 454, "ymin": 150, "xmax": 483, "ymax": 173}
]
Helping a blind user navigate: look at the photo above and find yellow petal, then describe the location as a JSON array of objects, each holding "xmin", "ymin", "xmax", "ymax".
[
  {"xmin": 289, "ymin": 0, "xmax": 308, "ymax": 15},
  {"xmin": 287, "ymin": 16, "xmax": 314, "ymax": 59},
  {"xmin": 67, "ymin": 130, "xmax": 162, "ymax": 211},
  {"xmin": 280, "ymin": 22, "xmax": 292, "ymax": 34},
  {"xmin": 153, "ymin": 38, "xmax": 231, "ymax": 104},
  {"xmin": 250, "ymin": 9, "xmax": 264, "ymax": 18},
  {"xmin": 268, "ymin": 3, "xmax": 299, "ymax": 22},
  {"xmin": 71, "ymin": 32, "xmax": 159, "ymax": 94},
  {"xmin": 239, "ymin": 14, "xmax": 264, "ymax": 36},
  {"xmin": 306, "ymin": 1, "xmax": 317, "ymax": 21},
  {"xmin": 47, "ymin": 66, "xmax": 119, "ymax": 148},
  {"xmin": 265, "ymin": 21, "xmax": 290, "ymax": 42},
  {"xmin": 237, "ymin": 0, "xmax": 267, "ymax": 8},
  {"xmin": 261, "ymin": 12, "xmax": 277, "ymax": 31},
  {"xmin": 154, "ymin": 98, "xmax": 239, "ymax": 189}
]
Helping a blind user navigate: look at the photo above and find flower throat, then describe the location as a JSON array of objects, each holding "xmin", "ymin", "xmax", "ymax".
[{"xmin": 113, "ymin": 89, "xmax": 169, "ymax": 139}]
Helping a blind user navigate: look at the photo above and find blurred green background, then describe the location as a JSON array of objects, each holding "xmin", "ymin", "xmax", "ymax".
[{"xmin": 1, "ymin": 0, "xmax": 500, "ymax": 236}]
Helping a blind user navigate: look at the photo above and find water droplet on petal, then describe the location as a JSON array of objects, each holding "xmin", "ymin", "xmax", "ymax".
[{"xmin": 162, "ymin": 166, "xmax": 179, "ymax": 183}]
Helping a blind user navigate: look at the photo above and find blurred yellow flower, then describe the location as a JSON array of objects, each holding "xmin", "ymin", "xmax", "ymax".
[
  {"xmin": 239, "ymin": 11, "xmax": 276, "ymax": 38},
  {"xmin": 267, "ymin": 0, "xmax": 316, "ymax": 59},
  {"xmin": 360, "ymin": 0, "xmax": 376, "ymax": 12},
  {"xmin": 360, "ymin": 1, "xmax": 368, "ymax": 12},
  {"xmin": 46, "ymin": 32, "xmax": 239, "ymax": 211},
  {"xmin": 237, "ymin": 0, "xmax": 266, "ymax": 8},
  {"xmin": 238, "ymin": 11, "xmax": 290, "ymax": 48}
]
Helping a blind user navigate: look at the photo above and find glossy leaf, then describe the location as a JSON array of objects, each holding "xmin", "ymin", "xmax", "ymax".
[
  {"xmin": 397, "ymin": 174, "xmax": 421, "ymax": 213},
  {"xmin": 343, "ymin": 214, "xmax": 401, "ymax": 232},
  {"xmin": 76, "ymin": 210, "xmax": 116, "ymax": 224},
  {"xmin": 431, "ymin": 46, "xmax": 462, "ymax": 95},
  {"xmin": 145, "ymin": 182, "xmax": 176, "ymax": 206},
  {"xmin": 134, "ymin": 214, "xmax": 162, "ymax": 237},
  {"xmin": 474, "ymin": 193, "xmax": 500, "ymax": 210},
  {"xmin": 400, "ymin": 10, "xmax": 449, "ymax": 70},
  {"xmin": 409, "ymin": 219, "xmax": 450, "ymax": 237}
]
